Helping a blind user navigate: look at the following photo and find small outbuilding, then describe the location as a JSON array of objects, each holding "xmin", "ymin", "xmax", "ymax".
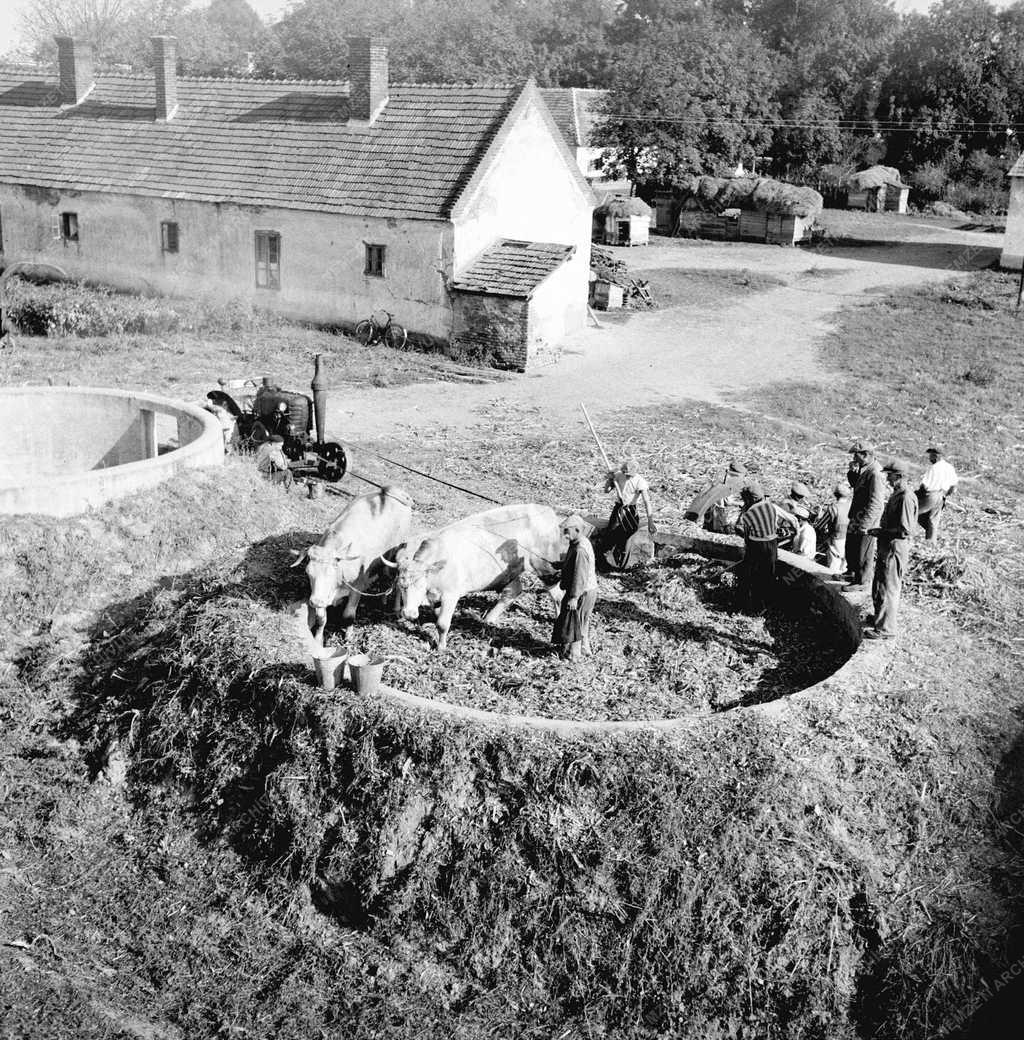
[
  {"xmin": 450, "ymin": 239, "xmax": 578, "ymax": 371},
  {"xmin": 654, "ymin": 175, "xmax": 822, "ymax": 246},
  {"xmin": 847, "ymin": 166, "xmax": 910, "ymax": 213},
  {"xmin": 592, "ymin": 196, "xmax": 651, "ymax": 246}
]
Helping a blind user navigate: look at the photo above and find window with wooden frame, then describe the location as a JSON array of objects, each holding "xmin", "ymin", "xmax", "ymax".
[
  {"xmin": 161, "ymin": 220, "xmax": 179, "ymax": 254},
  {"xmin": 364, "ymin": 243, "xmax": 386, "ymax": 277},
  {"xmin": 255, "ymin": 230, "xmax": 281, "ymax": 290},
  {"xmin": 58, "ymin": 212, "xmax": 79, "ymax": 243}
]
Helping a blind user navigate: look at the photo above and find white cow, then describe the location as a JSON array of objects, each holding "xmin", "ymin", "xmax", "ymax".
[
  {"xmin": 294, "ymin": 485, "xmax": 413, "ymax": 645},
  {"xmin": 390, "ymin": 503, "xmax": 565, "ymax": 652}
]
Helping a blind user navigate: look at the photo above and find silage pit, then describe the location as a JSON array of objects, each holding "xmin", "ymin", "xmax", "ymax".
[{"xmin": 298, "ymin": 550, "xmax": 854, "ymax": 723}]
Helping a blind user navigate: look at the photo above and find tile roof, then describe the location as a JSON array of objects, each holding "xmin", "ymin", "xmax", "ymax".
[
  {"xmin": 452, "ymin": 239, "xmax": 575, "ymax": 297},
  {"xmin": 0, "ymin": 68, "xmax": 524, "ymax": 219},
  {"xmin": 539, "ymin": 87, "xmax": 608, "ymax": 148}
]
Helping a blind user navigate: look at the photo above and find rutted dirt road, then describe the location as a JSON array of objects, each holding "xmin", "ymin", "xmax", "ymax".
[{"xmin": 330, "ymin": 217, "xmax": 1000, "ymax": 443}]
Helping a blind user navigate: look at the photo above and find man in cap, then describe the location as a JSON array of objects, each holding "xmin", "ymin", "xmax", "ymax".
[
  {"xmin": 600, "ymin": 458, "xmax": 655, "ymax": 569},
  {"xmin": 553, "ymin": 514, "xmax": 598, "ymax": 661},
  {"xmin": 864, "ymin": 460, "xmax": 918, "ymax": 639},
  {"xmin": 814, "ymin": 483, "xmax": 852, "ymax": 573},
  {"xmin": 734, "ymin": 482, "xmax": 794, "ymax": 611},
  {"xmin": 843, "ymin": 440, "xmax": 887, "ymax": 592},
  {"xmin": 684, "ymin": 461, "xmax": 747, "ymax": 533},
  {"xmin": 916, "ymin": 447, "xmax": 958, "ymax": 542},
  {"xmin": 255, "ymin": 434, "xmax": 294, "ymax": 488}
]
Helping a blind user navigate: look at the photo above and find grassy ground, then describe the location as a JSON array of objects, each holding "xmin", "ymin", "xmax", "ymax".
[
  {"xmin": 1, "ymin": 270, "xmax": 1023, "ymax": 1037},
  {"xmin": 0, "ymin": 282, "xmax": 499, "ymax": 402}
]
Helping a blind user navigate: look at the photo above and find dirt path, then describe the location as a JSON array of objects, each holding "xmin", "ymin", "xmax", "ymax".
[{"xmin": 330, "ymin": 224, "xmax": 1000, "ymax": 443}]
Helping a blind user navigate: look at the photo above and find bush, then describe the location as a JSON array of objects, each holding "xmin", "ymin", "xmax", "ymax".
[
  {"xmin": 909, "ymin": 162, "xmax": 948, "ymax": 203},
  {"xmin": 2, "ymin": 278, "xmax": 282, "ymax": 338}
]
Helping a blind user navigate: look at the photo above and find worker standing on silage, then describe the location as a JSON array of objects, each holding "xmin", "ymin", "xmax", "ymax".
[
  {"xmin": 734, "ymin": 482, "xmax": 790, "ymax": 611},
  {"xmin": 600, "ymin": 458, "xmax": 655, "ymax": 569},
  {"xmin": 554, "ymin": 514, "xmax": 598, "ymax": 661},
  {"xmin": 843, "ymin": 441, "xmax": 887, "ymax": 592},
  {"xmin": 684, "ymin": 460, "xmax": 747, "ymax": 532},
  {"xmin": 864, "ymin": 460, "xmax": 918, "ymax": 640},
  {"xmin": 916, "ymin": 446, "xmax": 958, "ymax": 542}
]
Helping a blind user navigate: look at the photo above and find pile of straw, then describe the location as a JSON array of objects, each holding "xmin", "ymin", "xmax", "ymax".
[{"xmin": 675, "ymin": 174, "xmax": 824, "ymax": 218}]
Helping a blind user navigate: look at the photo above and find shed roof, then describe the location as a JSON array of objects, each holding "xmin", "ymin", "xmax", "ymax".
[
  {"xmin": 452, "ymin": 239, "xmax": 575, "ymax": 297},
  {"xmin": 0, "ymin": 66, "xmax": 527, "ymax": 220},
  {"xmin": 539, "ymin": 87, "xmax": 608, "ymax": 149}
]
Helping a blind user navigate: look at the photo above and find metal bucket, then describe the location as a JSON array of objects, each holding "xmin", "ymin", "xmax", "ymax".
[
  {"xmin": 314, "ymin": 651, "xmax": 348, "ymax": 692},
  {"xmin": 347, "ymin": 653, "xmax": 385, "ymax": 695}
]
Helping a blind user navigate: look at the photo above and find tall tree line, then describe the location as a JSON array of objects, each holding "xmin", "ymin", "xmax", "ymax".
[{"xmin": 14, "ymin": 0, "xmax": 1024, "ymax": 205}]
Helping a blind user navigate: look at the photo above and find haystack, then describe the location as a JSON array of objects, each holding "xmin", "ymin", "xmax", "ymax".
[
  {"xmin": 595, "ymin": 195, "xmax": 653, "ymax": 219},
  {"xmin": 848, "ymin": 165, "xmax": 905, "ymax": 190},
  {"xmin": 673, "ymin": 174, "xmax": 823, "ymax": 218}
]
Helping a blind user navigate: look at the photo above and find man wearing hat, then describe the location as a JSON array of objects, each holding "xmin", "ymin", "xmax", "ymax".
[
  {"xmin": 684, "ymin": 460, "xmax": 747, "ymax": 533},
  {"xmin": 734, "ymin": 482, "xmax": 794, "ymax": 610},
  {"xmin": 600, "ymin": 458, "xmax": 655, "ymax": 569},
  {"xmin": 916, "ymin": 447, "xmax": 958, "ymax": 541},
  {"xmin": 553, "ymin": 514, "xmax": 598, "ymax": 661},
  {"xmin": 843, "ymin": 441, "xmax": 887, "ymax": 592},
  {"xmin": 814, "ymin": 483, "xmax": 852, "ymax": 573},
  {"xmin": 865, "ymin": 460, "xmax": 918, "ymax": 639},
  {"xmin": 255, "ymin": 434, "xmax": 294, "ymax": 488}
]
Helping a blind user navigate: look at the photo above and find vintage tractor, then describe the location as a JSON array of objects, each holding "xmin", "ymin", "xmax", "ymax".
[{"xmin": 206, "ymin": 354, "xmax": 347, "ymax": 481}]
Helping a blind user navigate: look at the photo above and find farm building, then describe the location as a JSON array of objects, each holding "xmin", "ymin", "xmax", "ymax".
[
  {"xmin": 646, "ymin": 176, "xmax": 822, "ymax": 245},
  {"xmin": 1001, "ymin": 154, "xmax": 1024, "ymax": 270},
  {"xmin": 846, "ymin": 166, "xmax": 910, "ymax": 213},
  {"xmin": 592, "ymin": 196, "xmax": 651, "ymax": 246},
  {"xmin": 539, "ymin": 87, "xmax": 631, "ymax": 201},
  {"xmin": 0, "ymin": 37, "xmax": 595, "ymax": 371}
]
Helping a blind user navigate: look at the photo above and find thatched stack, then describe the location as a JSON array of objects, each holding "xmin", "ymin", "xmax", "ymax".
[
  {"xmin": 595, "ymin": 195, "xmax": 653, "ymax": 218},
  {"xmin": 848, "ymin": 165, "xmax": 905, "ymax": 190},
  {"xmin": 675, "ymin": 174, "xmax": 824, "ymax": 218}
]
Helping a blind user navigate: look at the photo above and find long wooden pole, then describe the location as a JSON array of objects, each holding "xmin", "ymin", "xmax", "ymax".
[{"xmin": 580, "ymin": 402, "xmax": 623, "ymax": 503}]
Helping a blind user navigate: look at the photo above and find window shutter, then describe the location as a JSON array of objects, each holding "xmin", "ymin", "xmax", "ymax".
[{"xmin": 51, "ymin": 213, "xmax": 61, "ymax": 240}]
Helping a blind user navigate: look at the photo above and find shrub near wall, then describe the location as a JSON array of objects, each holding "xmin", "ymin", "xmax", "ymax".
[{"xmin": 81, "ymin": 574, "xmax": 891, "ymax": 1039}]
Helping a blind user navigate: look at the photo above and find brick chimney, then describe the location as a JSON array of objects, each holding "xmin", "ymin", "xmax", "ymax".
[
  {"xmin": 152, "ymin": 36, "xmax": 178, "ymax": 121},
  {"xmin": 55, "ymin": 36, "xmax": 94, "ymax": 106},
  {"xmin": 347, "ymin": 37, "xmax": 388, "ymax": 125}
]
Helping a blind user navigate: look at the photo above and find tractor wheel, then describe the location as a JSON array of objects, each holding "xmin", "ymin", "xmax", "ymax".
[{"xmin": 317, "ymin": 442, "xmax": 347, "ymax": 482}]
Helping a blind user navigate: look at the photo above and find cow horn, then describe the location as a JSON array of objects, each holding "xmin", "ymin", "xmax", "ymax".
[
  {"xmin": 289, "ymin": 549, "xmax": 309, "ymax": 568},
  {"xmin": 379, "ymin": 555, "xmax": 399, "ymax": 568}
]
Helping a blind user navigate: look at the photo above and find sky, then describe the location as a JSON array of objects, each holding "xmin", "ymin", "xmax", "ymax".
[{"xmin": 0, "ymin": 0, "xmax": 1016, "ymax": 55}]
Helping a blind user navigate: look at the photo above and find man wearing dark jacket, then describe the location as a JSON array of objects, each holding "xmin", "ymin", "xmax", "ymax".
[
  {"xmin": 843, "ymin": 441, "xmax": 887, "ymax": 592},
  {"xmin": 864, "ymin": 460, "xmax": 918, "ymax": 639}
]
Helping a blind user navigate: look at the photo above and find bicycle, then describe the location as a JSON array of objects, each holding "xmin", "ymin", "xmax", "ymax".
[{"xmin": 355, "ymin": 309, "xmax": 408, "ymax": 350}]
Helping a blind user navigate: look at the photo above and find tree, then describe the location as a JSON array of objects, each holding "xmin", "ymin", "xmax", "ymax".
[
  {"xmin": 180, "ymin": 0, "xmax": 270, "ymax": 75},
  {"xmin": 879, "ymin": 0, "xmax": 1006, "ymax": 169},
  {"xmin": 597, "ymin": 12, "xmax": 779, "ymax": 184},
  {"xmin": 19, "ymin": 0, "xmax": 131, "ymax": 60}
]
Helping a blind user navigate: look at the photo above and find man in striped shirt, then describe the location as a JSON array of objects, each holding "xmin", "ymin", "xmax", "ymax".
[{"xmin": 735, "ymin": 483, "xmax": 794, "ymax": 611}]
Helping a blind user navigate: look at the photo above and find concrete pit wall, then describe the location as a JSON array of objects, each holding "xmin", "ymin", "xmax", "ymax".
[
  {"xmin": 335, "ymin": 524, "xmax": 886, "ymax": 735},
  {"xmin": 0, "ymin": 386, "xmax": 223, "ymax": 516}
]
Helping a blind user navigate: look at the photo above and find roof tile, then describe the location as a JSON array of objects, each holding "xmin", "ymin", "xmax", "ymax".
[
  {"xmin": 0, "ymin": 71, "xmax": 523, "ymax": 219},
  {"xmin": 452, "ymin": 239, "xmax": 575, "ymax": 297}
]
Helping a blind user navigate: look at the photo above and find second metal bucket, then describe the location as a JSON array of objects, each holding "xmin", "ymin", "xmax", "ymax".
[{"xmin": 347, "ymin": 653, "xmax": 385, "ymax": 695}]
